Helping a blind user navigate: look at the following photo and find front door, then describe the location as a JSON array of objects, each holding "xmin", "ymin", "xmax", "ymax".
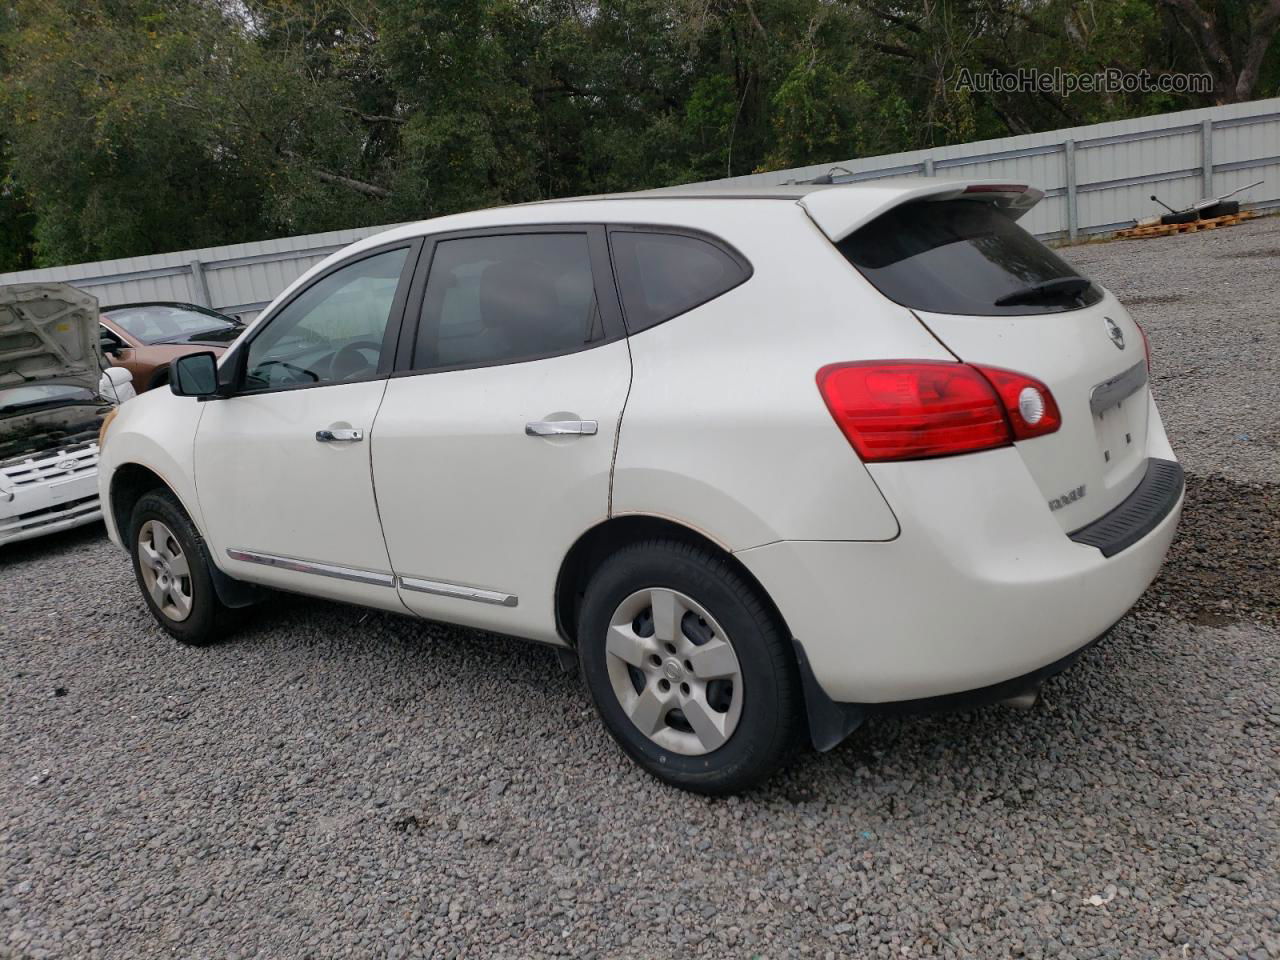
[
  {"xmin": 194, "ymin": 243, "xmax": 418, "ymax": 611},
  {"xmin": 371, "ymin": 227, "xmax": 631, "ymax": 641}
]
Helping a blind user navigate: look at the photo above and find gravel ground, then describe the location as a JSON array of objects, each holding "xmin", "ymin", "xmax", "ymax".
[{"xmin": 3, "ymin": 217, "xmax": 1278, "ymax": 959}]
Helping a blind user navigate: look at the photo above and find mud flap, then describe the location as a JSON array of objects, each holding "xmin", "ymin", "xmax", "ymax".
[
  {"xmin": 792, "ymin": 638, "xmax": 866, "ymax": 752},
  {"xmin": 208, "ymin": 561, "xmax": 267, "ymax": 609}
]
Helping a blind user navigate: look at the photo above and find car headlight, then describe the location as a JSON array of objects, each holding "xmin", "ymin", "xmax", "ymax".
[{"xmin": 98, "ymin": 405, "xmax": 119, "ymax": 450}]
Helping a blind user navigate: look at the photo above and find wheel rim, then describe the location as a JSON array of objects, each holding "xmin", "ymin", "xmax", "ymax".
[
  {"xmin": 137, "ymin": 520, "xmax": 194, "ymax": 623},
  {"xmin": 604, "ymin": 588, "xmax": 744, "ymax": 756}
]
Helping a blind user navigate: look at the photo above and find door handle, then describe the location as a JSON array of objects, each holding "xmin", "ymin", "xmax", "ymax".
[
  {"xmin": 525, "ymin": 420, "xmax": 598, "ymax": 437},
  {"xmin": 315, "ymin": 428, "xmax": 364, "ymax": 443}
]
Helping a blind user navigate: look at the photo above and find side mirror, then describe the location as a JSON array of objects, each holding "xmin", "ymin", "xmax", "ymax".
[
  {"xmin": 99, "ymin": 335, "xmax": 120, "ymax": 355},
  {"xmin": 170, "ymin": 351, "xmax": 220, "ymax": 398}
]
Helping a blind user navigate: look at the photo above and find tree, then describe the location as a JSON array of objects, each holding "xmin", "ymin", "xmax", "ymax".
[
  {"xmin": 0, "ymin": 0, "xmax": 1274, "ymax": 268},
  {"xmin": 0, "ymin": 2, "xmax": 35, "ymax": 271},
  {"xmin": 1158, "ymin": 0, "xmax": 1280, "ymax": 102}
]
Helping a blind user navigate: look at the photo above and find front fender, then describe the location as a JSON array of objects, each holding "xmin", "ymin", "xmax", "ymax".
[{"xmin": 98, "ymin": 389, "xmax": 206, "ymax": 547}]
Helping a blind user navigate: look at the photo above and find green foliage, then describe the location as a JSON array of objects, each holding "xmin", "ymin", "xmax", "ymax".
[{"xmin": 0, "ymin": 0, "xmax": 1275, "ymax": 268}]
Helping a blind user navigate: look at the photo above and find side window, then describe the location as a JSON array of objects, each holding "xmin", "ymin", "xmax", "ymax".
[
  {"xmin": 609, "ymin": 230, "xmax": 749, "ymax": 332},
  {"xmin": 245, "ymin": 247, "xmax": 409, "ymax": 390},
  {"xmin": 413, "ymin": 233, "xmax": 604, "ymax": 370}
]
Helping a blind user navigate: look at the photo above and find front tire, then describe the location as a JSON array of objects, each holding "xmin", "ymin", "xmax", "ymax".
[
  {"xmin": 128, "ymin": 490, "xmax": 237, "ymax": 645},
  {"xmin": 577, "ymin": 539, "xmax": 802, "ymax": 795}
]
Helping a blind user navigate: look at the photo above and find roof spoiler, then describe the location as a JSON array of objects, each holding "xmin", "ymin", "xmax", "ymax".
[{"xmin": 799, "ymin": 179, "xmax": 1044, "ymax": 243}]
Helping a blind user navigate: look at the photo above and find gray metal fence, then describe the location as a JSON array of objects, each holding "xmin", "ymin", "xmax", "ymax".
[
  {"xmin": 699, "ymin": 97, "xmax": 1279, "ymax": 243},
  {"xmin": 1, "ymin": 97, "xmax": 1276, "ymax": 319},
  {"xmin": 0, "ymin": 224, "xmax": 407, "ymax": 322}
]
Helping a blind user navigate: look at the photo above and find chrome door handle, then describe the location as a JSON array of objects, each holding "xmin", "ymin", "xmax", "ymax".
[
  {"xmin": 525, "ymin": 420, "xmax": 598, "ymax": 437},
  {"xmin": 315, "ymin": 428, "xmax": 364, "ymax": 443}
]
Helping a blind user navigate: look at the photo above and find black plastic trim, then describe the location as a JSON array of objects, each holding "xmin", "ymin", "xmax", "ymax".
[
  {"xmin": 792, "ymin": 639, "xmax": 866, "ymax": 751},
  {"xmin": 207, "ymin": 561, "xmax": 267, "ymax": 609},
  {"xmin": 1069, "ymin": 457, "xmax": 1184, "ymax": 558}
]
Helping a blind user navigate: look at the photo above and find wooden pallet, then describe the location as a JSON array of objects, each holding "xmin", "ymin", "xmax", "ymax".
[{"xmin": 1116, "ymin": 209, "xmax": 1259, "ymax": 239}]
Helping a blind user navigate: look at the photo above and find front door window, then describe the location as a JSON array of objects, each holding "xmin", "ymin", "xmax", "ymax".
[{"xmin": 245, "ymin": 247, "xmax": 409, "ymax": 390}]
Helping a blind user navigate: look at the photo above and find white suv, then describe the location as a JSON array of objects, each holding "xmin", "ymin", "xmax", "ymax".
[{"xmin": 98, "ymin": 179, "xmax": 1183, "ymax": 793}]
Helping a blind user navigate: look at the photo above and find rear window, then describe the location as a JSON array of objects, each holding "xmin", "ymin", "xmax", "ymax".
[
  {"xmin": 836, "ymin": 199, "xmax": 1102, "ymax": 316},
  {"xmin": 610, "ymin": 230, "xmax": 750, "ymax": 332}
]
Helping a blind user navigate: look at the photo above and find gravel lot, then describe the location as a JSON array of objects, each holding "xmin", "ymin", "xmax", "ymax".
[{"xmin": 3, "ymin": 216, "xmax": 1278, "ymax": 959}]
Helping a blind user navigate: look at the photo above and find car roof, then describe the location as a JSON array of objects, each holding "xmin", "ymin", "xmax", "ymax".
[
  {"xmin": 537, "ymin": 183, "xmax": 826, "ymax": 202},
  {"xmin": 238, "ymin": 177, "xmax": 1040, "ymax": 344}
]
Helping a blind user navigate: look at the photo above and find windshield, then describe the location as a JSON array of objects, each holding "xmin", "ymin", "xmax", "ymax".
[
  {"xmin": 837, "ymin": 199, "xmax": 1103, "ymax": 316},
  {"xmin": 0, "ymin": 384, "xmax": 98, "ymax": 414},
  {"xmin": 101, "ymin": 304, "xmax": 239, "ymax": 345}
]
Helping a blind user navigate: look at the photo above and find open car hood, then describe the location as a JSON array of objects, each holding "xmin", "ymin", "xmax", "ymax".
[{"xmin": 0, "ymin": 282, "xmax": 102, "ymax": 394}]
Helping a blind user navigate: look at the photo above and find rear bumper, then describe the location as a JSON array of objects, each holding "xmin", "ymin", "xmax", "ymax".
[{"xmin": 736, "ymin": 446, "xmax": 1183, "ymax": 706}]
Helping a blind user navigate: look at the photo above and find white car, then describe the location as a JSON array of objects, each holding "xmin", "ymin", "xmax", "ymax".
[
  {"xmin": 1, "ymin": 283, "xmax": 135, "ymax": 547},
  {"xmin": 97, "ymin": 179, "xmax": 1182, "ymax": 793}
]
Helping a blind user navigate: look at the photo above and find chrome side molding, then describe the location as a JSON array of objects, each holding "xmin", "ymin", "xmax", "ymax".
[
  {"xmin": 226, "ymin": 549, "xmax": 395, "ymax": 587},
  {"xmin": 225, "ymin": 549, "xmax": 517, "ymax": 606},
  {"xmin": 397, "ymin": 575, "xmax": 518, "ymax": 607},
  {"xmin": 1090, "ymin": 360, "xmax": 1148, "ymax": 416}
]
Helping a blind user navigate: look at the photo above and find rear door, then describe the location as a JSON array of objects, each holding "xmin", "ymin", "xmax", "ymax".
[
  {"xmin": 822, "ymin": 191, "xmax": 1155, "ymax": 532},
  {"xmin": 370, "ymin": 226, "xmax": 631, "ymax": 642}
]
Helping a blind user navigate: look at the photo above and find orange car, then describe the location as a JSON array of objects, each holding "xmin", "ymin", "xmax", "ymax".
[{"xmin": 98, "ymin": 302, "xmax": 244, "ymax": 392}]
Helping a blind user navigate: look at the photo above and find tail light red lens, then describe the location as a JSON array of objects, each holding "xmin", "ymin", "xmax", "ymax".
[
  {"xmin": 816, "ymin": 361, "xmax": 1061, "ymax": 461},
  {"xmin": 1133, "ymin": 318, "xmax": 1151, "ymax": 372}
]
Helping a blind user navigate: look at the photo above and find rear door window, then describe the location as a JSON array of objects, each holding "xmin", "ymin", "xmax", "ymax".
[
  {"xmin": 836, "ymin": 199, "xmax": 1102, "ymax": 316},
  {"xmin": 609, "ymin": 230, "xmax": 750, "ymax": 332},
  {"xmin": 413, "ymin": 233, "xmax": 605, "ymax": 370}
]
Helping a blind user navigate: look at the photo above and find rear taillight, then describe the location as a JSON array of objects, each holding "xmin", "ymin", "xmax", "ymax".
[
  {"xmin": 1133, "ymin": 318, "xmax": 1151, "ymax": 372},
  {"xmin": 816, "ymin": 361, "xmax": 1061, "ymax": 462},
  {"xmin": 971, "ymin": 365, "xmax": 1062, "ymax": 441}
]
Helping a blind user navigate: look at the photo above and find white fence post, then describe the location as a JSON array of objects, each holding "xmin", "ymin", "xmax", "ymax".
[
  {"xmin": 1064, "ymin": 140, "xmax": 1078, "ymax": 242},
  {"xmin": 1201, "ymin": 118, "xmax": 1214, "ymax": 198},
  {"xmin": 188, "ymin": 259, "xmax": 212, "ymax": 307}
]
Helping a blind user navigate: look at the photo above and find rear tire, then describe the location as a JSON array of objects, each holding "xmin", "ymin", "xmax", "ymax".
[
  {"xmin": 577, "ymin": 539, "xmax": 802, "ymax": 795},
  {"xmin": 128, "ymin": 490, "xmax": 238, "ymax": 646}
]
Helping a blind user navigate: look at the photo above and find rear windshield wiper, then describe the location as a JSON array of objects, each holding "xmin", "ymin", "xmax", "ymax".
[{"xmin": 994, "ymin": 276, "xmax": 1092, "ymax": 307}]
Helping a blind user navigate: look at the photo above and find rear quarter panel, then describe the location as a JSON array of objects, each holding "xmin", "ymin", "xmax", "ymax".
[{"xmin": 611, "ymin": 202, "xmax": 953, "ymax": 550}]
